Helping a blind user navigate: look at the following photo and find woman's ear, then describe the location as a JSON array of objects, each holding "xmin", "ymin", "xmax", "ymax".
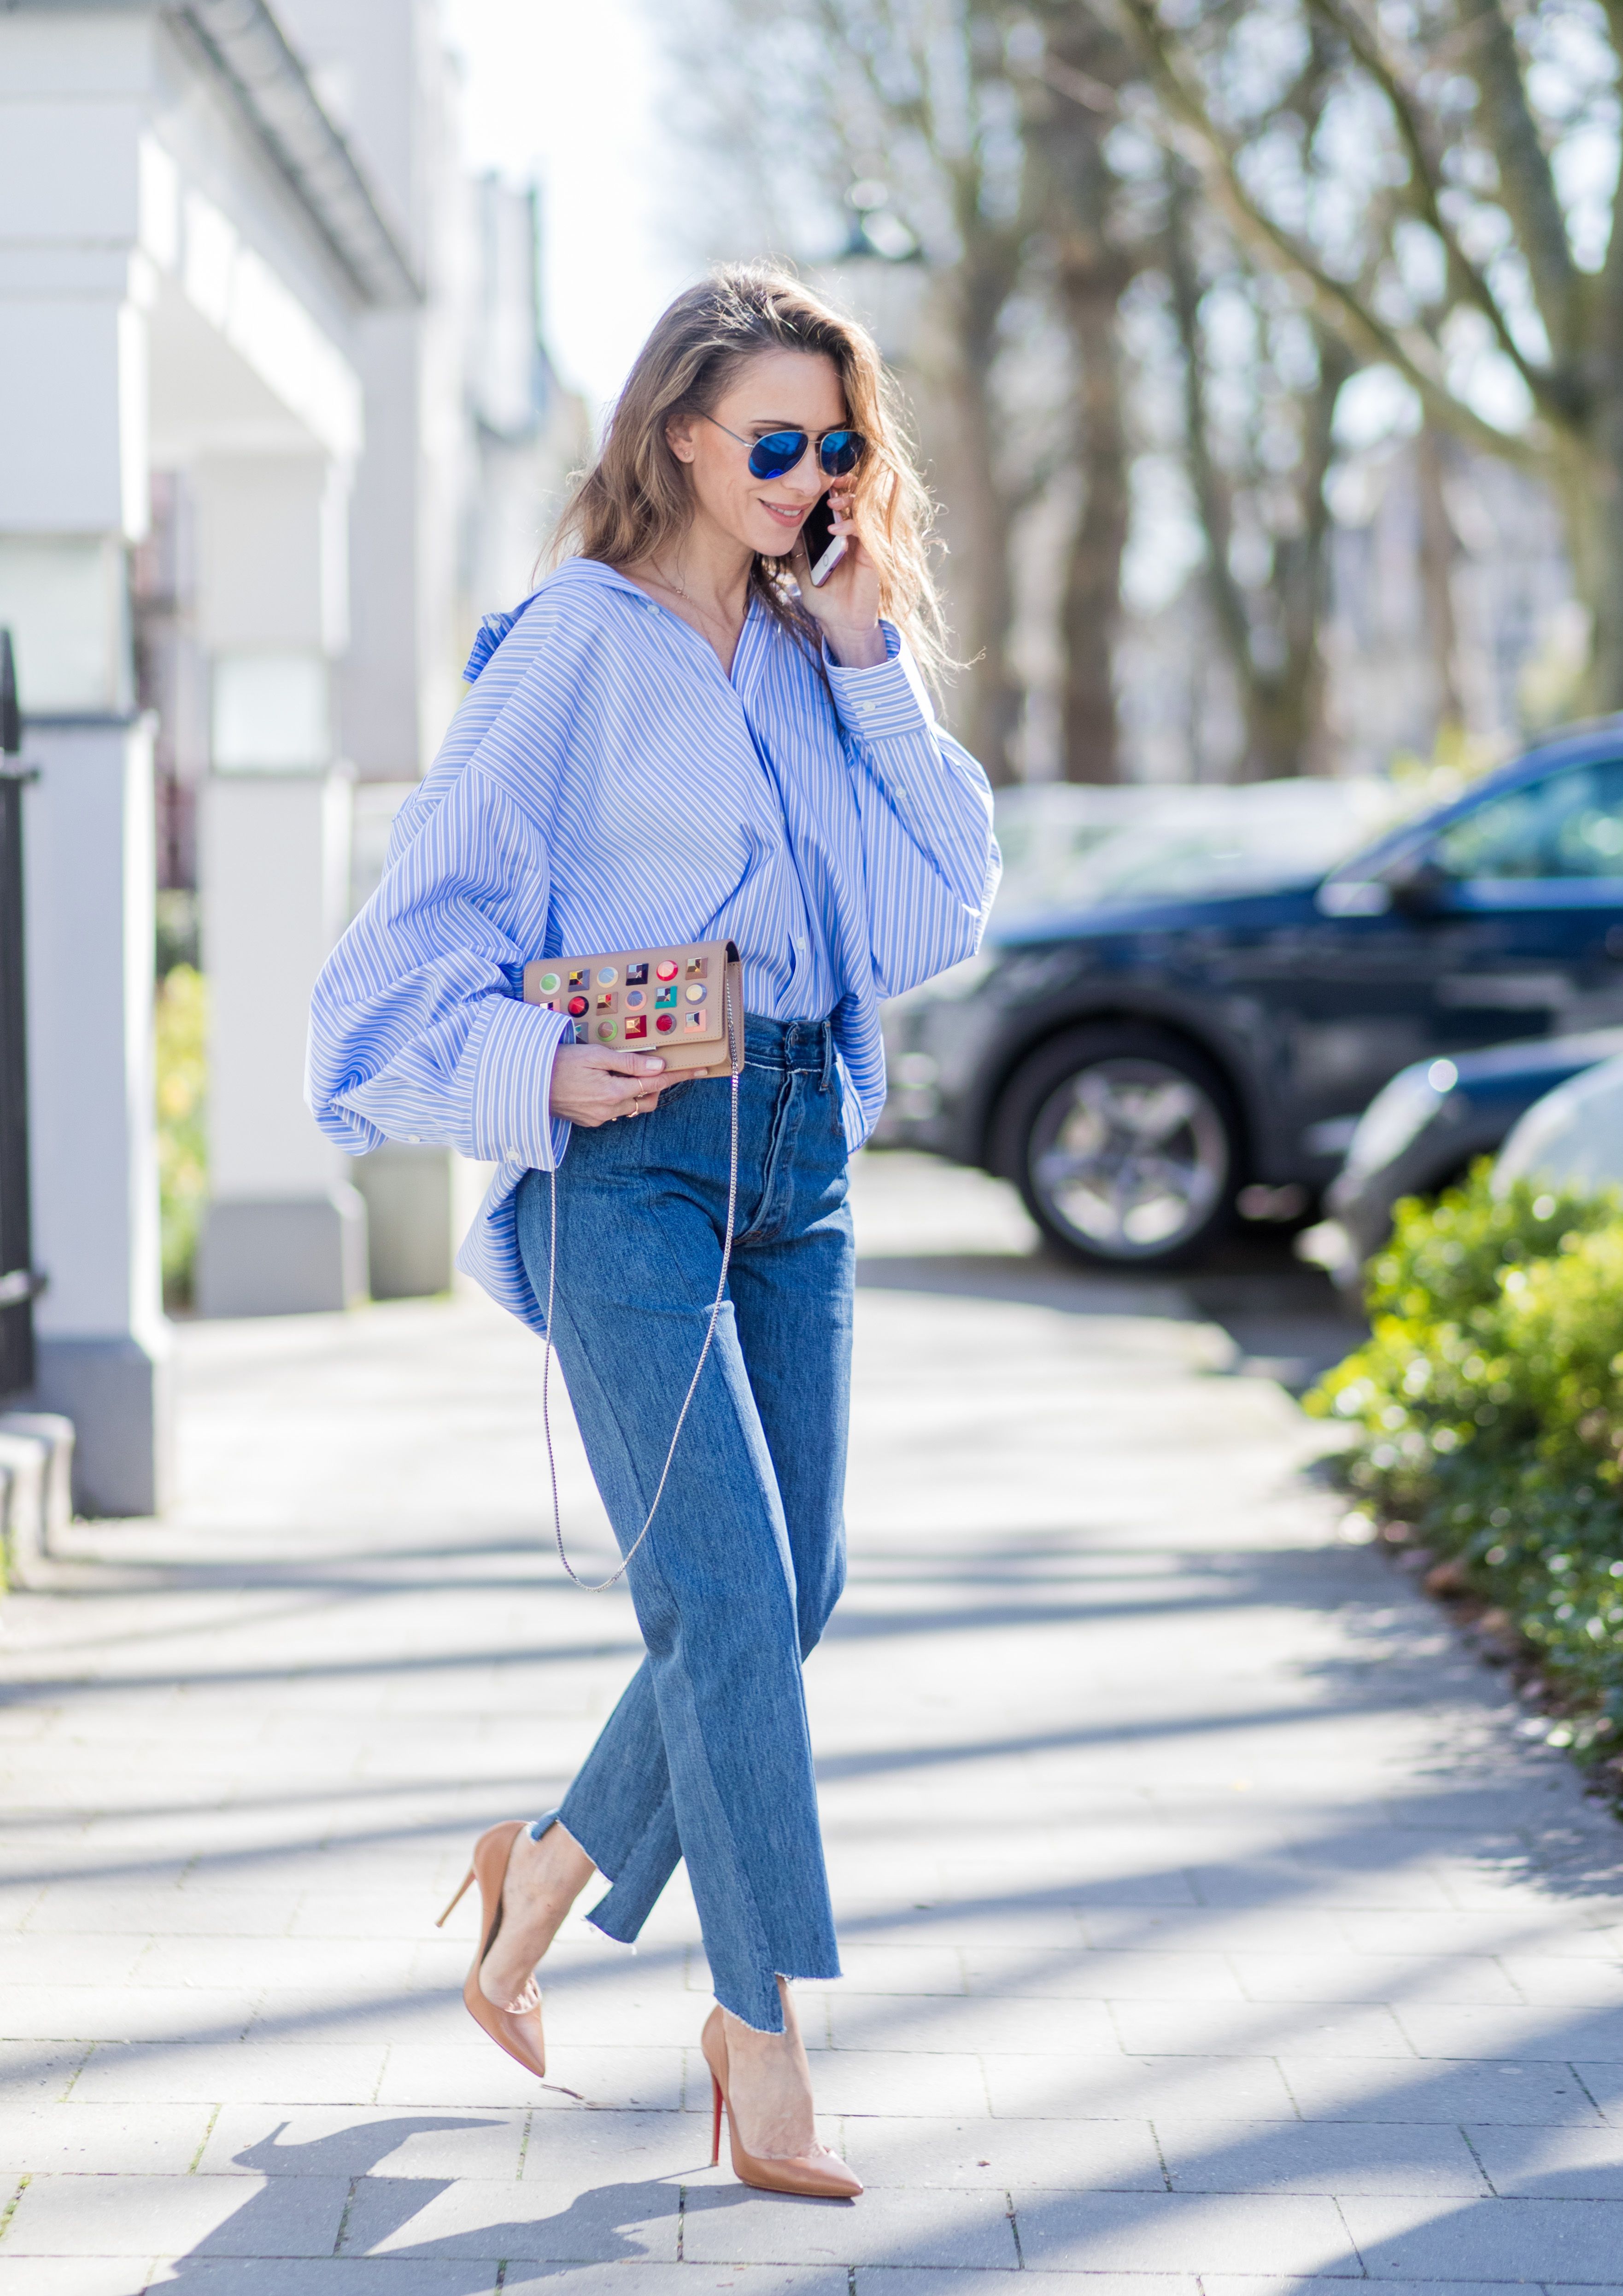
[{"xmin": 665, "ymin": 413, "xmax": 697, "ymax": 466}]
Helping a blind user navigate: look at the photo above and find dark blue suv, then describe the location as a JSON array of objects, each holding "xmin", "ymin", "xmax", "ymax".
[{"xmin": 881, "ymin": 723, "xmax": 1623, "ymax": 1267}]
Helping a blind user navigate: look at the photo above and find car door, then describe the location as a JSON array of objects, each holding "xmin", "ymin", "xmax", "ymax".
[
  {"xmin": 1419, "ymin": 757, "xmax": 1623, "ymax": 1040},
  {"xmin": 1283, "ymin": 754, "xmax": 1623, "ymax": 1164}
]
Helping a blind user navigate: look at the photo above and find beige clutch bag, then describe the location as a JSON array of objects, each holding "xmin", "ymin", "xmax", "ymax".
[{"xmin": 523, "ymin": 936, "xmax": 744, "ymax": 1076}]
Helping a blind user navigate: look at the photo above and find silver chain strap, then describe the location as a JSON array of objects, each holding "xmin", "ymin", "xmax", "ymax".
[{"xmin": 539, "ymin": 968, "xmax": 742, "ymax": 1591}]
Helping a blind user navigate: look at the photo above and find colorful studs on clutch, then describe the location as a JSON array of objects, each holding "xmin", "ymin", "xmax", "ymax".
[
  {"xmin": 539, "ymin": 970, "xmax": 561, "ymax": 994},
  {"xmin": 656, "ymin": 959, "xmax": 679, "ymax": 981},
  {"xmin": 626, "ymin": 963, "xmax": 649, "ymax": 984},
  {"xmin": 626, "ymin": 988, "xmax": 645, "ymax": 1010},
  {"xmin": 597, "ymin": 965, "xmax": 618, "ymax": 985},
  {"xmin": 686, "ymin": 955, "xmax": 707, "ymax": 978},
  {"xmin": 567, "ymin": 995, "xmax": 589, "ymax": 1018},
  {"xmin": 597, "ymin": 991, "xmax": 617, "ymax": 1012},
  {"xmin": 656, "ymin": 1013, "xmax": 675, "ymax": 1034},
  {"xmin": 655, "ymin": 986, "xmax": 677, "ymax": 1009},
  {"xmin": 625, "ymin": 1015, "xmax": 647, "ymax": 1039},
  {"xmin": 597, "ymin": 1019, "xmax": 618, "ymax": 1042},
  {"xmin": 685, "ymin": 984, "xmax": 706, "ymax": 1005},
  {"xmin": 684, "ymin": 1009, "xmax": 706, "ymax": 1032},
  {"xmin": 568, "ymin": 966, "xmax": 591, "ymax": 988}
]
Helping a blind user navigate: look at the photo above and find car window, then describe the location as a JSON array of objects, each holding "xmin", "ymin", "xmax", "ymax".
[{"xmin": 1433, "ymin": 759, "xmax": 1623, "ymax": 880}]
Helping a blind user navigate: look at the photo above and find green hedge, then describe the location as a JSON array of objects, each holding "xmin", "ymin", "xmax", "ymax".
[{"xmin": 1306, "ymin": 1165, "xmax": 1623, "ymax": 1770}]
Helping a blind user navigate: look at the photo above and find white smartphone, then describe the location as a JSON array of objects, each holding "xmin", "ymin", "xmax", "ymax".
[{"xmin": 802, "ymin": 494, "xmax": 848, "ymax": 588}]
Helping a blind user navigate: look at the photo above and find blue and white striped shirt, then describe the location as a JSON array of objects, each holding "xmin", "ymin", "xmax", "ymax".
[{"xmin": 307, "ymin": 554, "xmax": 999, "ymax": 1334}]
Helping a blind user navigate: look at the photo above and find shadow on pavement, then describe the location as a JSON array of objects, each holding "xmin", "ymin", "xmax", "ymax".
[{"xmin": 857, "ymin": 1223, "xmax": 1366, "ymax": 1393}]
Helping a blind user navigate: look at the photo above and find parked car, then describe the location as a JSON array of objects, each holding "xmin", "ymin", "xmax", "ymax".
[
  {"xmin": 1301, "ymin": 1027, "xmax": 1623, "ymax": 1293},
  {"xmin": 882, "ymin": 723, "xmax": 1623, "ymax": 1267},
  {"xmin": 1494, "ymin": 1052, "xmax": 1623, "ymax": 1196}
]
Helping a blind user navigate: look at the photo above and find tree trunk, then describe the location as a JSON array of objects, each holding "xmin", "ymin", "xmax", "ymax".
[
  {"xmin": 1550, "ymin": 424, "xmax": 1623, "ymax": 717},
  {"xmin": 1057, "ymin": 273, "xmax": 1129, "ymax": 782},
  {"xmin": 928, "ymin": 269, "xmax": 1023, "ymax": 784},
  {"xmin": 1415, "ymin": 426, "xmax": 1464, "ymax": 730}
]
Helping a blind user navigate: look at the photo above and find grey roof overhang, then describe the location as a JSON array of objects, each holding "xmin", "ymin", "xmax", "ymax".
[{"xmin": 3, "ymin": 0, "xmax": 422, "ymax": 306}]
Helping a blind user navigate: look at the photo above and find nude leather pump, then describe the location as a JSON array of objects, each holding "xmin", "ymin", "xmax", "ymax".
[
  {"xmin": 437, "ymin": 1820, "xmax": 547, "ymax": 2079},
  {"xmin": 700, "ymin": 2004, "xmax": 862, "ymax": 2199}
]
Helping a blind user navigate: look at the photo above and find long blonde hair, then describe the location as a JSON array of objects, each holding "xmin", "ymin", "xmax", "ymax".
[{"xmin": 554, "ymin": 264, "xmax": 946, "ymax": 682}]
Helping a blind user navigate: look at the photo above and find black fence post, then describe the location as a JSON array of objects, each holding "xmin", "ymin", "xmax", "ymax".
[{"xmin": 0, "ymin": 627, "xmax": 41, "ymax": 1396}]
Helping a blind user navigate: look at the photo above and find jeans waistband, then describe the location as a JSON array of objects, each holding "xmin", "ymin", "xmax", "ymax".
[{"xmin": 743, "ymin": 1011, "xmax": 835, "ymax": 1078}]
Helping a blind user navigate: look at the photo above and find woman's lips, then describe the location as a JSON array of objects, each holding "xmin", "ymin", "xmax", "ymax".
[{"xmin": 761, "ymin": 500, "xmax": 806, "ymax": 527}]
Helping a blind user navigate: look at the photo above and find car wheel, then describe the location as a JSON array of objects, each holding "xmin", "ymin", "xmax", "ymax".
[{"xmin": 998, "ymin": 1028, "xmax": 1239, "ymax": 1268}]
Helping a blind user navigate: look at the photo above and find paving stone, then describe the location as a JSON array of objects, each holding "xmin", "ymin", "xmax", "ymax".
[
  {"xmin": 374, "ymin": 2045, "xmax": 684, "ymax": 2112},
  {"xmin": 336, "ymin": 2173, "xmax": 679, "ymax": 2261},
  {"xmin": 1155, "ymin": 2117, "xmax": 1488, "ymax": 2195},
  {"xmin": 856, "ymin": 2278, "xmax": 1186, "ymax": 2296},
  {"xmin": 1340, "ymin": 2191, "xmax": 1623, "ymax": 2279},
  {"xmin": 1465, "ymin": 2122, "xmax": 1623, "ymax": 2197},
  {"xmin": 0, "ymin": 1936, "xmax": 148, "ymax": 1985},
  {"xmin": 0, "ymin": 2263, "xmax": 164, "ymax": 2295},
  {"xmin": 1394, "ymin": 2004, "xmax": 1623, "ymax": 2060},
  {"xmin": 836, "ymin": 2113, "xmax": 1163, "ymax": 2190},
  {"xmin": 1573, "ymin": 2062, "xmax": 1623, "ymax": 2125},
  {"xmin": 783, "ymin": 2051, "xmax": 989, "ymax": 2117},
  {"xmin": 682, "ymin": 2182, "xmax": 1016, "ymax": 2268},
  {"xmin": 983, "ymin": 2052, "xmax": 1300, "ymax": 2121},
  {"xmin": 197, "ymin": 2105, "xmax": 528, "ymax": 2181},
  {"xmin": 1114, "ymin": 2002, "xmax": 1416, "ymax": 2058},
  {"xmin": 0, "ymin": 2101, "xmax": 214, "ymax": 2174},
  {"xmin": 1280, "ymin": 2056, "xmax": 1601, "ymax": 2124},
  {"xmin": 520, "ymin": 2109, "xmax": 715, "ymax": 2182},
  {"xmin": 69, "ymin": 2042, "xmax": 389, "ymax": 2106},
  {"xmin": 140, "ymin": 2268, "xmax": 498, "ymax": 2294},
  {"xmin": 0, "ymin": 2043, "xmax": 91, "ymax": 2102},
  {"xmin": 1228, "ymin": 1953, "xmax": 1522, "ymax": 2005},
  {"xmin": 500, "ymin": 2271, "xmax": 847, "ymax": 2295},
  {"xmin": 0, "ymin": 2170, "xmax": 348, "ymax": 2255},
  {"xmin": 1201, "ymin": 2280, "xmax": 1511, "ymax": 2296},
  {"xmin": 827, "ymin": 1995, "xmax": 1116, "ymax": 2054},
  {"xmin": 962, "ymin": 1947, "xmax": 1242, "ymax": 2001},
  {"xmin": 0, "ymin": 1987, "xmax": 262, "ymax": 2045},
  {"xmin": 1009, "ymin": 2188, "xmax": 1357, "ymax": 2273}
]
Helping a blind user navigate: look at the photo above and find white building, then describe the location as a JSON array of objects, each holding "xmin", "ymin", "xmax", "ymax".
[{"xmin": 0, "ymin": 0, "xmax": 583, "ymax": 1513}]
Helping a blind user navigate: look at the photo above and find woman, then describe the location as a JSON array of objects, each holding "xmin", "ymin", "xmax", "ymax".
[{"xmin": 307, "ymin": 266, "xmax": 998, "ymax": 2197}]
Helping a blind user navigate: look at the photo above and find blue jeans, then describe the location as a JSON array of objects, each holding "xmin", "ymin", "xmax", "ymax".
[{"xmin": 513, "ymin": 1014, "xmax": 853, "ymax": 2032}]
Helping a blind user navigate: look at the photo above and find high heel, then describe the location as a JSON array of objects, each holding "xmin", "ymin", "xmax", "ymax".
[
  {"xmin": 700, "ymin": 2005, "xmax": 861, "ymax": 2199},
  {"xmin": 441, "ymin": 1821, "xmax": 546, "ymax": 2079}
]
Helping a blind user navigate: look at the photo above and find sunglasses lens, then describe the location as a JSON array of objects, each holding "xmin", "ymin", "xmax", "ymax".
[
  {"xmin": 820, "ymin": 431, "xmax": 864, "ymax": 476},
  {"xmin": 747, "ymin": 431, "xmax": 808, "ymax": 479}
]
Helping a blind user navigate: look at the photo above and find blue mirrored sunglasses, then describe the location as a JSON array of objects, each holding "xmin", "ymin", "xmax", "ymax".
[{"xmin": 704, "ymin": 413, "xmax": 866, "ymax": 480}]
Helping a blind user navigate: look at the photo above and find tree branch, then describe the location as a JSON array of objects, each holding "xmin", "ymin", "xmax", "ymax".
[
  {"xmin": 1451, "ymin": 0, "xmax": 1581, "ymax": 371},
  {"xmin": 1308, "ymin": 0, "xmax": 1554, "ymax": 409},
  {"xmin": 1097, "ymin": 0, "xmax": 1551, "ymax": 468}
]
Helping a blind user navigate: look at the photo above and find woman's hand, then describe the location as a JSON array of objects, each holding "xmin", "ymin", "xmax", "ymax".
[
  {"xmin": 791, "ymin": 489, "xmax": 886, "ymax": 668},
  {"xmin": 548, "ymin": 1044, "xmax": 674, "ymax": 1128}
]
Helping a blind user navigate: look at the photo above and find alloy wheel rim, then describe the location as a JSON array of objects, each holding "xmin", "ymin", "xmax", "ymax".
[{"xmin": 1031, "ymin": 1057, "xmax": 1229, "ymax": 1257}]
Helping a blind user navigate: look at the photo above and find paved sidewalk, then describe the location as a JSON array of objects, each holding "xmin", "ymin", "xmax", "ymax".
[{"xmin": 3, "ymin": 1152, "xmax": 1623, "ymax": 2295}]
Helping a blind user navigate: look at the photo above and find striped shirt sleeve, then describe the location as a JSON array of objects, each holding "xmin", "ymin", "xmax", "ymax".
[
  {"xmin": 825, "ymin": 627, "xmax": 999, "ymax": 997},
  {"xmin": 307, "ymin": 754, "xmax": 571, "ymax": 1172}
]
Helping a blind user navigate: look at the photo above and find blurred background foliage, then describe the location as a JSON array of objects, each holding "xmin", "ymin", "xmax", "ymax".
[
  {"xmin": 669, "ymin": 0, "xmax": 1619, "ymax": 788},
  {"xmin": 154, "ymin": 958, "xmax": 207, "ymax": 1310}
]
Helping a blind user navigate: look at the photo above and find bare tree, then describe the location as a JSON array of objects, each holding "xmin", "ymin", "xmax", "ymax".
[
  {"xmin": 1024, "ymin": 13, "xmax": 1143, "ymax": 780},
  {"xmin": 1092, "ymin": 0, "xmax": 1623, "ymax": 712},
  {"xmin": 1165, "ymin": 169, "xmax": 1355, "ymax": 777},
  {"xmin": 672, "ymin": 0, "xmax": 1044, "ymax": 780}
]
